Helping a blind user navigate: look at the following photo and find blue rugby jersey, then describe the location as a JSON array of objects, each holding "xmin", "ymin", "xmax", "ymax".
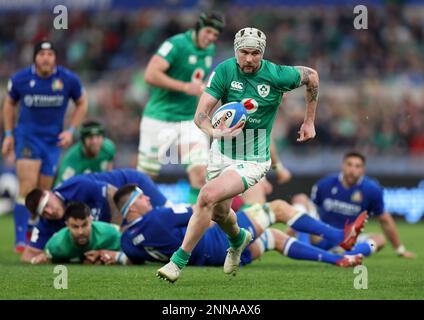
[
  {"xmin": 8, "ymin": 65, "xmax": 83, "ymax": 143},
  {"xmin": 311, "ymin": 173, "xmax": 385, "ymax": 229}
]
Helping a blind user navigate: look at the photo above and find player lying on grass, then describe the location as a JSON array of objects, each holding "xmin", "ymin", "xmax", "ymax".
[
  {"xmin": 101, "ymin": 184, "xmax": 363, "ymax": 272},
  {"xmin": 34, "ymin": 202, "xmax": 122, "ymax": 264},
  {"xmin": 289, "ymin": 151, "xmax": 416, "ymax": 259},
  {"xmin": 21, "ymin": 169, "xmax": 168, "ymax": 264}
]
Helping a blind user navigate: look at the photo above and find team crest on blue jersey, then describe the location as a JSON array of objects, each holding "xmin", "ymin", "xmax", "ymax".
[
  {"xmin": 351, "ymin": 191, "xmax": 363, "ymax": 203},
  {"xmin": 52, "ymin": 78, "xmax": 63, "ymax": 91},
  {"xmin": 257, "ymin": 84, "xmax": 270, "ymax": 98},
  {"xmin": 29, "ymin": 80, "xmax": 36, "ymax": 88}
]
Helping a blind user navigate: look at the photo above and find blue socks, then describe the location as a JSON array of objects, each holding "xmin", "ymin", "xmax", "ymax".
[
  {"xmin": 13, "ymin": 201, "xmax": 30, "ymax": 246},
  {"xmin": 287, "ymin": 213, "xmax": 344, "ymax": 244},
  {"xmin": 283, "ymin": 237, "xmax": 343, "ymax": 265}
]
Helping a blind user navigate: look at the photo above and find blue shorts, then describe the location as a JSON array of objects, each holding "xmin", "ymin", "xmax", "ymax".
[
  {"xmin": 190, "ymin": 212, "xmax": 257, "ymax": 266},
  {"xmin": 15, "ymin": 133, "xmax": 61, "ymax": 176}
]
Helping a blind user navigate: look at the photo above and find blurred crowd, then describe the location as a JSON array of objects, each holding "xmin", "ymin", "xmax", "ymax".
[{"xmin": 1, "ymin": 3, "xmax": 424, "ymax": 161}]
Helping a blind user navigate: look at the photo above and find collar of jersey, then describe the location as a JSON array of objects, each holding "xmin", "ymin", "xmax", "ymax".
[
  {"xmin": 236, "ymin": 58, "xmax": 265, "ymax": 77},
  {"xmin": 338, "ymin": 173, "xmax": 364, "ymax": 188},
  {"xmin": 125, "ymin": 216, "xmax": 143, "ymax": 229},
  {"xmin": 31, "ymin": 64, "xmax": 58, "ymax": 78}
]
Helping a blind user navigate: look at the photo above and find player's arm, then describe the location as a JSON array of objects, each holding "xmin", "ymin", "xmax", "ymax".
[
  {"xmin": 106, "ymin": 184, "xmax": 122, "ymax": 225},
  {"xmin": 294, "ymin": 66, "xmax": 319, "ymax": 143},
  {"xmin": 194, "ymin": 92, "xmax": 244, "ymax": 138},
  {"xmin": 377, "ymin": 212, "xmax": 416, "ymax": 258},
  {"xmin": 1, "ymin": 95, "xmax": 18, "ymax": 158},
  {"xmin": 21, "ymin": 246, "xmax": 49, "ymax": 264},
  {"xmin": 270, "ymin": 140, "xmax": 291, "ymax": 184},
  {"xmin": 144, "ymin": 55, "xmax": 204, "ymax": 96},
  {"xmin": 58, "ymin": 92, "xmax": 88, "ymax": 148}
]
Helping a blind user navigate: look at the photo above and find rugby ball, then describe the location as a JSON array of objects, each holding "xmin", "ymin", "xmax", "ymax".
[{"xmin": 211, "ymin": 102, "xmax": 247, "ymax": 129}]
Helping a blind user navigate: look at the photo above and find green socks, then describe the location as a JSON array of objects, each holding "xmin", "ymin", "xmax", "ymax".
[
  {"xmin": 170, "ymin": 247, "xmax": 191, "ymax": 270},
  {"xmin": 228, "ymin": 228, "xmax": 246, "ymax": 249}
]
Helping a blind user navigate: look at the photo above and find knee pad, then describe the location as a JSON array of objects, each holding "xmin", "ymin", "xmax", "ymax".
[{"xmin": 244, "ymin": 203, "xmax": 276, "ymax": 229}]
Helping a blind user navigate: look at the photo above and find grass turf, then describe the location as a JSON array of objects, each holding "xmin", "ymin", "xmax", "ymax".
[{"xmin": 0, "ymin": 214, "xmax": 423, "ymax": 300}]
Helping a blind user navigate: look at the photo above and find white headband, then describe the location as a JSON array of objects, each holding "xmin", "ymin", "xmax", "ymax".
[
  {"xmin": 36, "ymin": 192, "xmax": 50, "ymax": 216},
  {"xmin": 121, "ymin": 187, "xmax": 144, "ymax": 219}
]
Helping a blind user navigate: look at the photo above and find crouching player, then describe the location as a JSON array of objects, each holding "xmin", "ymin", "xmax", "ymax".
[
  {"xmin": 42, "ymin": 202, "xmax": 122, "ymax": 264},
  {"xmin": 104, "ymin": 184, "xmax": 363, "ymax": 273}
]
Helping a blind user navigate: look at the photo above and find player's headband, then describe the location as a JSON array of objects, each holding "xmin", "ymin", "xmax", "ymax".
[
  {"xmin": 197, "ymin": 12, "xmax": 225, "ymax": 33},
  {"xmin": 121, "ymin": 187, "xmax": 144, "ymax": 219},
  {"xmin": 33, "ymin": 41, "xmax": 57, "ymax": 61},
  {"xmin": 36, "ymin": 191, "xmax": 50, "ymax": 216},
  {"xmin": 80, "ymin": 122, "xmax": 105, "ymax": 141}
]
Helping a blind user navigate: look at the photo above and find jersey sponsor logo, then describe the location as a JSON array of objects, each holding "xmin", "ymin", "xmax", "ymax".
[
  {"xmin": 192, "ymin": 68, "xmax": 205, "ymax": 81},
  {"xmin": 188, "ymin": 55, "xmax": 197, "ymax": 64},
  {"xmin": 257, "ymin": 84, "xmax": 270, "ymax": 97},
  {"xmin": 323, "ymin": 198, "xmax": 361, "ymax": 216},
  {"xmin": 351, "ymin": 191, "xmax": 363, "ymax": 203},
  {"xmin": 29, "ymin": 80, "xmax": 36, "ymax": 88},
  {"xmin": 247, "ymin": 117, "xmax": 261, "ymax": 124},
  {"xmin": 241, "ymin": 98, "xmax": 258, "ymax": 114},
  {"xmin": 158, "ymin": 41, "xmax": 173, "ymax": 57},
  {"xmin": 23, "ymin": 94, "xmax": 64, "ymax": 107},
  {"xmin": 230, "ymin": 81, "xmax": 244, "ymax": 91},
  {"xmin": 52, "ymin": 78, "xmax": 64, "ymax": 91},
  {"xmin": 205, "ymin": 56, "xmax": 212, "ymax": 68}
]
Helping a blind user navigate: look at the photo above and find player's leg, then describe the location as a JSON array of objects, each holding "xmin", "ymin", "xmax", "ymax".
[
  {"xmin": 344, "ymin": 233, "xmax": 385, "ymax": 257},
  {"xmin": 268, "ymin": 199, "xmax": 367, "ymax": 250},
  {"xmin": 240, "ymin": 177, "xmax": 272, "ymax": 205},
  {"xmin": 157, "ymin": 170, "xmax": 248, "ymax": 282},
  {"xmin": 14, "ymin": 159, "xmax": 41, "ymax": 251},
  {"xmin": 180, "ymin": 120, "xmax": 209, "ymax": 204},
  {"xmin": 137, "ymin": 117, "xmax": 178, "ymax": 179},
  {"xmin": 249, "ymin": 228, "xmax": 362, "ymax": 267}
]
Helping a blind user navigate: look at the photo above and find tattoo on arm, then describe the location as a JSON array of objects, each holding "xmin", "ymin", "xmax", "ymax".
[
  {"xmin": 307, "ymin": 84, "xmax": 319, "ymax": 103},
  {"xmin": 196, "ymin": 112, "xmax": 210, "ymax": 125},
  {"xmin": 295, "ymin": 66, "xmax": 314, "ymax": 86}
]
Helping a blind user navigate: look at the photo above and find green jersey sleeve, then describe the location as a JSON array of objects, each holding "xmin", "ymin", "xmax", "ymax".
[
  {"xmin": 205, "ymin": 62, "xmax": 227, "ymax": 100},
  {"xmin": 102, "ymin": 138, "xmax": 116, "ymax": 162},
  {"xmin": 275, "ymin": 65, "xmax": 301, "ymax": 92},
  {"xmin": 45, "ymin": 230, "xmax": 71, "ymax": 262},
  {"xmin": 93, "ymin": 222, "xmax": 121, "ymax": 251},
  {"xmin": 156, "ymin": 37, "xmax": 180, "ymax": 65}
]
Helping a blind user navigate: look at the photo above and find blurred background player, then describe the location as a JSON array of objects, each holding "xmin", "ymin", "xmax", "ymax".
[
  {"xmin": 157, "ymin": 27, "xmax": 324, "ymax": 282},
  {"xmin": 111, "ymin": 184, "xmax": 362, "ymax": 272},
  {"xmin": 54, "ymin": 120, "xmax": 116, "ymax": 186},
  {"xmin": 290, "ymin": 151, "xmax": 416, "ymax": 259},
  {"xmin": 43, "ymin": 202, "xmax": 122, "ymax": 265},
  {"xmin": 137, "ymin": 12, "xmax": 225, "ymax": 204},
  {"xmin": 1, "ymin": 40, "xmax": 88, "ymax": 253}
]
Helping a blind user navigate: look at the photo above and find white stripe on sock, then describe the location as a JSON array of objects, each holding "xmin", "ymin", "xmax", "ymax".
[{"xmin": 283, "ymin": 237, "xmax": 296, "ymax": 256}]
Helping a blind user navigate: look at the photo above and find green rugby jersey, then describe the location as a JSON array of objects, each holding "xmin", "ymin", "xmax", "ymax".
[
  {"xmin": 143, "ymin": 29, "xmax": 215, "ymax": 122},
  {"xmin": 45, "ymin": 221, "xmax": 121, "ymax": 263},
  {"xmin": 54, "ymin": 138, "xmax": 116, "ymax": 186},
  {"xmin": 205, "ymin": 57, "xmax": 301, "ymax": 162}
]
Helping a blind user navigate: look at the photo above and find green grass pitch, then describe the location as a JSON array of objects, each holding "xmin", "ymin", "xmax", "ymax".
[{"xmin": 0, "ymin": 214, "xmax": 423, "ymax": 300}]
